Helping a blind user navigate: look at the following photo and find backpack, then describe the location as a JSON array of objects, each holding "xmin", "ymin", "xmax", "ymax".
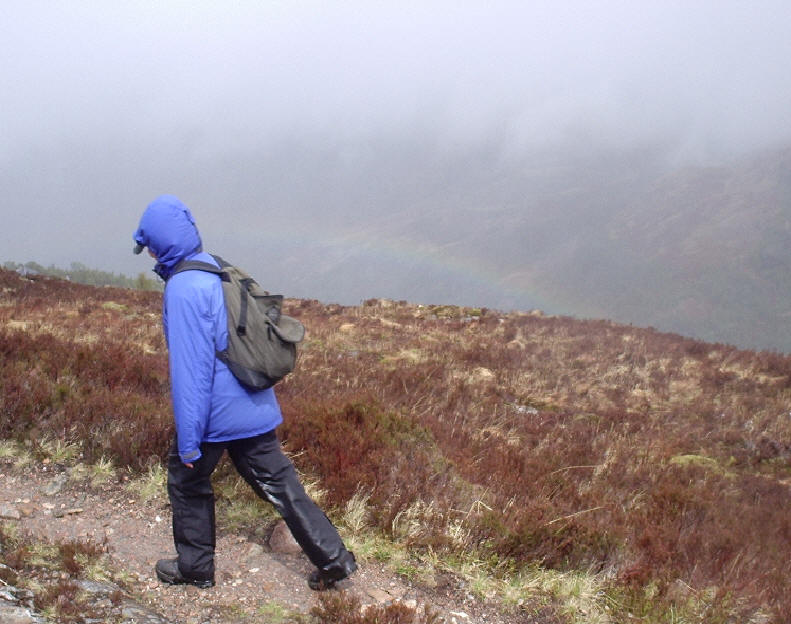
[{"xmin": 171, "ymin": 254, "xmax": 305, "ymax": 390}]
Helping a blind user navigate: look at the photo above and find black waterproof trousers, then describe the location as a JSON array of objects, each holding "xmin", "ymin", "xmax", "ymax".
[{"xmin": 166, "ymin": 430, "xmax": 354, "ymax": 583}]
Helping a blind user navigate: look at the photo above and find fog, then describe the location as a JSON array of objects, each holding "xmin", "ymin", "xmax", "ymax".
[
  {"xmin": 6, "ymin": 3, "xmax": 791, "ymax": 154},
  {"xmin": 3, "ymin": 1, "xmax": 791, "ymax": 348}
]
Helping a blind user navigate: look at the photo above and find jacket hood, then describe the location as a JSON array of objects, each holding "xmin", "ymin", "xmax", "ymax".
[{"xmin": 133, "ymin": 195, "xmax": 203, "ymax": 279}]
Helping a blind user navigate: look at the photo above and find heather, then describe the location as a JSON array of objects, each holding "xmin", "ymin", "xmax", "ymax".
[{"xmin": 1, "ymin": 268, "xmax": 790, "ymax": 622}]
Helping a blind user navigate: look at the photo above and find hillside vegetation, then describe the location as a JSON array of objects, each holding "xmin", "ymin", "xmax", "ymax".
[
  {"xmin": 3, "ymin": 260, "xmax": 161, "ymax": 291},
  {"xmin": 2, "ymin": 268, "xmax": 791, "ymax": 622}
]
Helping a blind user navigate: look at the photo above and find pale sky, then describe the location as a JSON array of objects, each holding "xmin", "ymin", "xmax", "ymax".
[
  {"xmin": 2, "ymin": 1, "xmax": 791, "ymax": 310},
  {"xmin": 5, "ymin": 2, "xmax": 791, "ymax": 154}
]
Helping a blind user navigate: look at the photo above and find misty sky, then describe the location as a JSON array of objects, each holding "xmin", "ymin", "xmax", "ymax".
[{"xmin": 2, "ymin": 1, "xmax": 791, "ymax": 309}]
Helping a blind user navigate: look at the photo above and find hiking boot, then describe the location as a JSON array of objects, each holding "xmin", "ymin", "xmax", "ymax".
[
  {"xmin": 155, "ymin": 558, "xmax": 214, "ymax": 589},
  {"xmin": 308, "ymin": 551, "xmax": 357, "ymax": 590}
]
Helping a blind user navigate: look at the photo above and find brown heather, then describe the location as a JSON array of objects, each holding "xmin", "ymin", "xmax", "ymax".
[
  {"xmin": 2, "ymin": 268, "xmax": 791, "ymax": 621},
  {"xmin": 312, "ymin": 591, "xmax": 441, "ymax": 623},
  {"xmin": 0, "ymin": 521, "xmax": 111, "ymax": 620}
]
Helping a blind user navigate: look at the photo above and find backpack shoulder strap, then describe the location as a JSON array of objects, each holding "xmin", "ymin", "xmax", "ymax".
[
  {"xmin": 170, "ymin": 256, "xmax": 229, "ymax": 281},
  {"xmin": 172, "ymin": 255, "xmax": 255, "ymax": 337},
  {"xmin": 209, "ymin": 254, "xmax": 231, "ymax": 269}
]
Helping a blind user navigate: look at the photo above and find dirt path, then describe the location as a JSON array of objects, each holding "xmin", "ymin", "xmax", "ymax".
[{"xmin": 0, "ymin": 459, "xmax": 525, "ymax": 623}]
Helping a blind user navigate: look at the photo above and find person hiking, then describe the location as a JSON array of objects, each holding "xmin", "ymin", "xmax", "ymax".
[{"xmin": 132, "ymin": 194, "xmax": 357, "ymax": 590}]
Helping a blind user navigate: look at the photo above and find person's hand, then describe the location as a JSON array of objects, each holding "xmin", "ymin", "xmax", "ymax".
[{"xmin": 184, "ymin": 462, "xmax": 194, "ymax": 469}]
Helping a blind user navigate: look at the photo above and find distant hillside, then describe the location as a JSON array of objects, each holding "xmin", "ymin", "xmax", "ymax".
[
  {"xmin": 556, "ymin": 146, "xmax": 791, "ymax": 352},
  {"xmin": 268, "ymin": 142, "xmax": 791, "ymax": 353},
  {"xmin": 2, "ymin": 260, "xmax": 161, "ymax": 291}
]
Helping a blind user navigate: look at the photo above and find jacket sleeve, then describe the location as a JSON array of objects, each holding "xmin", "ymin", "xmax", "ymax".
[{"xmin": 163, "ymin": 275, "xmax": 217, "ymax": 463}]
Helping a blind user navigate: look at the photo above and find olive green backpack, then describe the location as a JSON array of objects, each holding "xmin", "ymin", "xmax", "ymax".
[{"xmin": 171, "ymin": 254, "xmax": 305, "ymax": 390}]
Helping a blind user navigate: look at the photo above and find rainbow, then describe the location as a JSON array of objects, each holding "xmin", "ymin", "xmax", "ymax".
[{"xmin": 228, "ymin": 220, "xmax": 554, "ymax": 313}]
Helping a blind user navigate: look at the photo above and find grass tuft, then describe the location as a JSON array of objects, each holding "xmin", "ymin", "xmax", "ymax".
[
  {"xmin": 342, "ymin": 488, "xmax": 371, "ymax": 534},
  {"xmin": 124, "ymin": 463, "xmax": 166, "ymax": 503}
]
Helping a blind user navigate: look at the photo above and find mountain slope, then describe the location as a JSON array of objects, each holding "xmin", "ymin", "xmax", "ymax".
[
  {"xmin": 2, "ymin": 269, "xmax": 791, "ymax": 621},
  {"xmin": 271, "ymin": 142, "xmax": 791, "ymax": 352}
]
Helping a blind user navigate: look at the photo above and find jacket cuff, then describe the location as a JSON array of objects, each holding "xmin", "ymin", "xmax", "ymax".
[{"xmin": 180, "ymin": 448, "xmax": 202, "ymax": 463}]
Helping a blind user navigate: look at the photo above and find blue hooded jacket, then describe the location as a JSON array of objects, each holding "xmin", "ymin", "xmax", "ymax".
[{"xmin": 134, "ymin": 195, "xmax": 283, "ymax": 463}]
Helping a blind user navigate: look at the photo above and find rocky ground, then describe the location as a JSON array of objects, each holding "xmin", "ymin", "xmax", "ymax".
[{"xmin": 0, "ymin": 457, "xmax": 547, "ymax": 624}]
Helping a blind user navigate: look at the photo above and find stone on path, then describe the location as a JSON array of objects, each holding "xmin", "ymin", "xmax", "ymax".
[
  {"xmin": 0, "ymin": 504, "xmax": 20, "ymax": 520},
  {"xmin": 268, "ymin": 520, "xmax": 302, "ymax": 554},
  {"xmin": 42, "ymin": 473, "xmax": 68, "ymax": 496}
]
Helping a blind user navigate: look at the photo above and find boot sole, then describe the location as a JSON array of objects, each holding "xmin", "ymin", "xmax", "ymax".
[{"xmin": 156, "ymin": 568, "xmax": 214, "ymax": 588}]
